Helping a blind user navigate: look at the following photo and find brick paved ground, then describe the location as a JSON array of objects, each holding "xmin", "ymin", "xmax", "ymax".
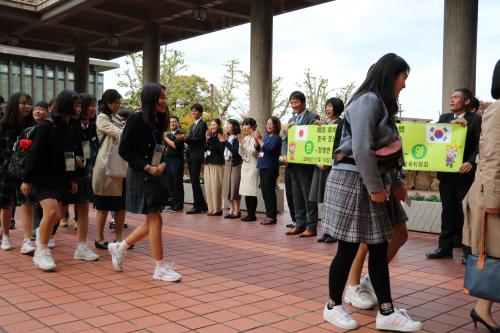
[{"xmin": 0, "ymin": 207, "xmax": 498, "ymax": 333}]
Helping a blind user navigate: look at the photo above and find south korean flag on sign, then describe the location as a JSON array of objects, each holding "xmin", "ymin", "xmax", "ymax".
[
  {"xmin": 295, "ymin": 125, "xmax": 309, "ymax": 141},
  {"xmin": 426, "ymin": 125, "xmax": 451, "ymax": 143}
]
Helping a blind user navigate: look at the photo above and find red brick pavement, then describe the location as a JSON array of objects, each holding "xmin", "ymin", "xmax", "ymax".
[{"xmin": 0, "ymin": 207, "xmax": 498, "ymax": 332}]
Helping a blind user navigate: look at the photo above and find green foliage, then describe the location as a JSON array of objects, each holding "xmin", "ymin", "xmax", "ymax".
[{"xmin": 409, "ymin": 193, "xmax": 441, "ymax": 202}]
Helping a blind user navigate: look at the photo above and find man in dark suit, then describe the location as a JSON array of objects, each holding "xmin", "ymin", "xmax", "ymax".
[
  {"xmin": 185, "ymin": 103, "xmax": 208, "ymax": 214},
  {"xmin": 426, "ymin": 88, "xmax": 481, "ymax": 260},
  {"xmin": 285, "ymin": 91, "xmax": 320, "ymax": 237},
  {"xmin": 164, "ymin": 116, "xmax": 185, "ymax": 212}
]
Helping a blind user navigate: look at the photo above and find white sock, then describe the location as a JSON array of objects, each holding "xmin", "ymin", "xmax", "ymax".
[
  {"xmin": 23, "ymin": 238, "xmax": 31, "ymax": 242},
  {"xmin": 155, "ymin": 259, "xmax": 165, "ymax": 266},
  {"xmin": 118, "ymin": 240, "xmax": 129, "ymax": 252},
  {"xmin": 77, "ymin": 242, "xmax": 86, "ymax": 249}
]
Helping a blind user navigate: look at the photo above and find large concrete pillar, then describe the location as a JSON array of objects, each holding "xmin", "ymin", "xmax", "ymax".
[
  {"xmin": 142, "ymin": 22, "xmax": 160, "ymax": 85},
  {"xmin": 249, "ymin": 0, "xmax": 273, "ymax": 130},
  {"xmin": 442, "ymin": 0, "xmax": 478, "ymax": 113},
  {"xmin": 74, "ymin": 45, "xmax": 89, "ymax": 93}
]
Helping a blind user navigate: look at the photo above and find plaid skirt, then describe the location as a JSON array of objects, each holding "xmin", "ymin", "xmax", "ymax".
[
  {"xmin": 322, "ymin": 169, "xmax": 407, "ymax": 244},
  {"xmin": 126, "ymin": 168, "xmax": 168, "ymax": 214}
]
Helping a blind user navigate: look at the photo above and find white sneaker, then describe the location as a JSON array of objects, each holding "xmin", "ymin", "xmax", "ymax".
[
  {"xmin": 376, "ymin": 309, "xmax": 422, "ymax": 332},
  {"xmin": 73, "ymin": 244, "xmax": 99, "ymax": 261},
  {"xmin": 360, "ymin": 274, "xmax": 378, "ymax": 301},
  {"xmin": 108, "ymin": 242, "xmax": 126, "ymax": 272},
  {"xmin": 153, "ymin": 261, "xmax": 182, "ymax": 282},
  {"xmin": 20, "ymin": 239, "xmax": 35, "ymax": 255},
  {"xmin": 33, "ymin": 248, "xmax": 56, "ymax": 271},
  {"xmin": 323, "ymin": 304, "xmax": 359, "ymax": 330},
  {"xmin": 1, "ymin": 235, "xmax": 12, "ymax": 251},
  {"xmin": 344, "ymin": 284, "xmax": 377, "ymax": 309},
  {"xmin": 48, "ymin": 237, "xmax": 56, "ymax": 249}
]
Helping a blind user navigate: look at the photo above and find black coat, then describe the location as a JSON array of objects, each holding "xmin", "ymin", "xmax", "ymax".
[
  {"xmin": 24, "ymin": 116, "xmax": 76, "ymax": 189},
  {"xmin": 186, "ymin": 120, "xmax": 208, "ymax": 161},
  {"xmin": 204, "ymin": 136, "xmax": 225, "ymax": 165},
  {"xmin": 119, "ymin": 112, "xmax": 164, "ymax": 171},
  {"xmin": 437, "ymin": 112, "xmax": 481, "ymax": 181}
]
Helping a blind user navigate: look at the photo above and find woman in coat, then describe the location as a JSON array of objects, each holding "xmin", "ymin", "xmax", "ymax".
[
  {"xmin": 92, "ymin": 89, "xmax": 126, "ymax": 249},
  {"xmin": 462, "ymin": 59, "xmax": 500, "ymax": 333},
  {"xmin": 108, "ymin": 83, "xmax": 181, "ymax": 282},
  {"xmin": 221, "ymin": 119, "xmax": 242, "ymax": 219},
  {"xmin": 204, "ymin": 119, "xmax": 225, "ymax": 216},
  {"xmin": 238, "ymin": 118, "xmax": 259, "ymax": 222}
]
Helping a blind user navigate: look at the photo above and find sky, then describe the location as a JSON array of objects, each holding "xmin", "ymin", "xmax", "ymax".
[{"xmin": 103, "ymin": 0, "xmax": 500, "ymax": 122}]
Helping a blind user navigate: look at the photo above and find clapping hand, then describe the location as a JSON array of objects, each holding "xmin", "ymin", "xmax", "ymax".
[{"xmin": 218, "ymin": 133, "xmax": 226, "ymax": 142}]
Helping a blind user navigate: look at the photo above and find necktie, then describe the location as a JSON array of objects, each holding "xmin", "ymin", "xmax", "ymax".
[{"xmin": 296, "ymin": 115, "xmax": 303, "ymax": 124}]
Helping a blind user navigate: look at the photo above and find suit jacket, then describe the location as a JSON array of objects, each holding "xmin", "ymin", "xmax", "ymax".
[
  {"xmin": 186, "ymin": 120, "xmax": 208, "ymax": 161},
  {"xmin": 437, "ymin": 111, "xmax": 481, "ymax": 181},
  {"xmin": 289, "ymin": 109, "xmax": 320, "ymax": 126}
]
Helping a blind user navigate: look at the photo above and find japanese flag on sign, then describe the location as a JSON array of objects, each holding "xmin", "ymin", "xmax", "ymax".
[
  {"xmin": 426, "ymin": 125, "xmax": 451, "ymax": 143},
  {"xmin": 295, "ymin": 125, "xmax": 309, "ymax": 141}
]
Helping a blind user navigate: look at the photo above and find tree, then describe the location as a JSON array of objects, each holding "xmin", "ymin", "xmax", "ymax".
[
  {"xmin": 212, "ymin": 59, "xmax": 242, "ymax": 120},
  {"xmin": 334, "ymin": 82, "xmax": 356, "ymax": 104},
  {"xmin": 301, "ymin": 68, "xmax": 329, "ymax": 115}
]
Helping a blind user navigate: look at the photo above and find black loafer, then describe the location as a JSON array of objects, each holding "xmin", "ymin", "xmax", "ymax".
[
  {"xmin": 425, "ymin": 248, "xmax": 453, "ymax": 259},
  {"xmin": 224, "ymin": 213, "xmax": 232, "ymax": 218},
  {"xmin": 94, "ymin": 240, "xmax": 109, "ymax": 249},
  {"xmin": 241, "ymin": 215, "xmax": 257, "ymax": 222},
  {"xmin": 186, "ymin": 208, "xmax": 202, "ymax": 214},
  {"xmin": 317, "ymin": 234, "xmax": 329, "ymax": 242},
  {"xmin": 324, "ymin": 235, "xmax": 338, "ymax": 243}
]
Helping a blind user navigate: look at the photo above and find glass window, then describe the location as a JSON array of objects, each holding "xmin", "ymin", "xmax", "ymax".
[
  {"xmin": 12, "ymin": 63, "xmax": 21, "ymax": 93},
  {"xmin": 46, "ymin": 66, "xmax": 54, "ymax": 101},
  {"xmin": 57, "ymin": 69, "xmax": 65, "ymax": 94},
  {"xmin": 23, "ymin": 64, "xmax": 33, "ymax": 96},
  {"xmin": 35, "ymin": 65, "xmax": 44, "ymax": 103},
  {"xmin": 0, "ymin": 61, "xmax": 8, "ymax": 98},
  {"xmin": 67, "ymin": 70, "xmax": 74, "ymax": 90}
]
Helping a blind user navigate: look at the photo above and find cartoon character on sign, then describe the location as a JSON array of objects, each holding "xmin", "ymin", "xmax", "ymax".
[
  {"xmin": 288, "ymin": 142, "xmax": 296, "ymax": 161},
  {"xmin": 304, "ymin": 140, "xmax": 314, "ymax": 154},
  {"xmin": 411, "ymin": 144, "xmax": 428, "ymax": 160},
  {"xmin": 445, "ymin": 141, "xmax": 460, "ymax": 168}
]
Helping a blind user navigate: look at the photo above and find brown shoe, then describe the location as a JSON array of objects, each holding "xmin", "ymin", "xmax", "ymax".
[
  {"xmin": 286, "ymin": 227, "xmax": 306, "ymax": 235},
  {"xmin": 299, "ymin": 229, "xmax": 317, "ymax": 237},
  {"xmin": 260, "ymin": 217, "xmax": 276, "ymax": 225}
]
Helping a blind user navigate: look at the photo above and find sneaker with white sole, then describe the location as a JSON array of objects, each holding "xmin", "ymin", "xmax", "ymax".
[
  {"xmin": 1, "ymin": 235, "xmax": 12, "ymax": 251},
  {"xmin": 376, "ymin": 309, "xmax": 422, "ymax": 332},
  {"xmin": 360, "ymin": 274, "xmax": 378, "ymax": 301},
  {"xmin": 20, "ymin": 239, "xmax": 35, "ymax": 255},
  {"xmin": 73, "ymin": 244, "xmax": 99, "ymax": 261},
  {"xmin": 108, "ymin": 242, "xmax": 126, "ymax": 271},
  {"xmin": 153, "ymin": 261, "xmax": 182, "ymax": 282},
  {"xmin": 323, "ymin": 304, "xmax": 359, "ymax": 330},
  {"xmin": 33, "ymin": 248, "xmax": 56, "ymax": 271},
  {"xmin": 344, "ymin": 284, "xmax": 377, "ymax": 309},
  {"xmin": 48, "ymin": 237, "xmax": 56, "ymax": 249}
]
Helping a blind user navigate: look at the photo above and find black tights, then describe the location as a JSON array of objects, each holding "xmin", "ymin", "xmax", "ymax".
[
  {"xmin": 329, "ymin": 240, "xmax": 394, "ymax": 315},
  {"xmin": 245, "ymin": 196, "xmax": 257, "ymax": 218}
]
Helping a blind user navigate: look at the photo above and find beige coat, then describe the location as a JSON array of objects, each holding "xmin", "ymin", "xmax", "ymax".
[
  {"xmin": 239, "ymin": 135, "xmax": 260, "ymax": 196},
  {"xmin": 92, "ymin": 113, "xmax": 125, "ymax": 196},
  {"xmin": 463, "ymin": 99, "xmax": 500, "ymax": 258}
]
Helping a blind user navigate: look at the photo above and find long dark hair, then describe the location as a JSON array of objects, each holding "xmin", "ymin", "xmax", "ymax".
[
  {"xmin": 79, "ymin": 93, "xmax": 96, "ymax": 119},
  {"xmin": 52, "ymin": 90, "xmax": 81, "ymax": 117},
  {"xmin": 226, "ymin": 119, "xmax": 241, "ymax": 135},
  {"xmin": 349, "ymin": 53, "xmax": 410, "ymax": 118},
  {"xmin": 492, "ymin": 59, "xmax": 500, "ymax": 100},
  {"xmin": 0, "ymin": 92, "xmax": 35, "ymax": 129},
  {"xmin": 140, "ymin": 83, "xmax": 169, "ymax": 133},
  {"xmin": 99, "ymin": 89, "xmax": 121, "ymax": 116}
]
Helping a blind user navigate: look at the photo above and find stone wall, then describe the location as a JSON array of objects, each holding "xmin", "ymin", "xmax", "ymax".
[{"xmin": 404, "ymin": 171, "xmax": 440, "ymax": 191}]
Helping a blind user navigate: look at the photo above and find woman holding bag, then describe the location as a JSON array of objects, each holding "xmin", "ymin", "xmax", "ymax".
[
  {"xmin": 462, "ymin": 59, "xmax": 500, "ymax": 333},
  {"xmin": 108, "ymin": 83, "xmax": 181, "ymax": 282},
  {"xmin": 92, "ymin": 89, "xmax": 126, "ymax": 249}
]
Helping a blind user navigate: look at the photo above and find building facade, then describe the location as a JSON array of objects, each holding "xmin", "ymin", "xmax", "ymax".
[{"xmin": 0, "ymin": 45, "xmax": 118, "ymax": 102}]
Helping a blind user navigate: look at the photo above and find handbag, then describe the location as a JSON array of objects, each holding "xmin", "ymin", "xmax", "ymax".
[
  {"xmin": 375, "ymin": 138, "xmax": 403, "ymax": 169},
  {"xmin": 105, "ymin": 134, "xmax": 128, "ymax": 178},
  {"xmin": 463, "ymin": 212, "xmax": 500, "ymax": 302}
]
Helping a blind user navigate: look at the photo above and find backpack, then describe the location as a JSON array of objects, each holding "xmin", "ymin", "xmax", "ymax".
[{"xmin": 7, "ymin": 125, "xmax": 38, "ymax": 179}]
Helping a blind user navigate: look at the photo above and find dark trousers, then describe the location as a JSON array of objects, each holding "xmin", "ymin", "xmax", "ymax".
[
  {"xmin": 188, "ymin": 159, "xmax": 207, "ymax": 210},
  {"xmin": 284, "ymin": 166, "xmax": 295, "ymax": 222},
  {"xmin": 260, "ymin": 168, "xmax": 279, "ymax": 219},
  {"xmin": 166, "ymin": 157, "xmax": 184, "ymax": 210},
  {"xmin": 438, "ymin": 174, "xmax": 474, "ymax": 252},
  {"xmin": 289, "ymin": 164, "xmax": 318, "ymax": 230},
  {"xmin": 245, "ymin": 196, "xmax": 257, "ymax": 218}
]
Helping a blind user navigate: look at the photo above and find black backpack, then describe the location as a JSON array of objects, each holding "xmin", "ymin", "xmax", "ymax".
[{"xmin": 7, "ymin": 125, "xmax": 38, "ymax": 179}]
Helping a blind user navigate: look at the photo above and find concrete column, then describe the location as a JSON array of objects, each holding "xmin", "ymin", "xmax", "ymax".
[
  {"xmin": 442, "ymin": 0, "xmax": 478, "ymax": 113},
  {"xmin": 249, "ymin": 0, "xmax": 273, "ymax": 130},
  {"xmin": 74, "ymin": 45, "xmax": 89, "ymax": 93},
  {"xmin": 142, "ymin": 22, "xmax": 160, "ymax": 85}
]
